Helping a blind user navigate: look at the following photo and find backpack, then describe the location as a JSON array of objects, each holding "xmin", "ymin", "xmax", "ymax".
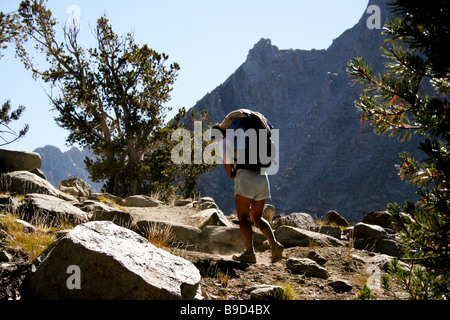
[{"xmin": 219, "ymin": 109, "xmax": 276, "ymax": 174}]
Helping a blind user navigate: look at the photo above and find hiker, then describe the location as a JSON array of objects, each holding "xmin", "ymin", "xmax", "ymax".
[{"xmin": 213, "ymin": 109, "xmax": 284, "ymax": 263}]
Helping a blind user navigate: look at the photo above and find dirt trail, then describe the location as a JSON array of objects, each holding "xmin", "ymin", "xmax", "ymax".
[{"xmin": 124, "ymin": 204, "xmax": 405, "ymax": 300}]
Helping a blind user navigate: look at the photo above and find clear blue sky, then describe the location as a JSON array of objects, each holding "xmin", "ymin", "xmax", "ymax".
[{"xmin": 0, "ymin": 0, "xmax": 368, "ymax": 152}]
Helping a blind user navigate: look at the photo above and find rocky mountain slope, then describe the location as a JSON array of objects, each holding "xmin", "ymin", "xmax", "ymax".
[{"xmin": 186, "ymin": 0, "xmax": 420, "ymax": 221}]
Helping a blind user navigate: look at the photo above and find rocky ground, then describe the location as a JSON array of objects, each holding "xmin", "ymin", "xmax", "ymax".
[
  {"xmin": 127, "ymin": 205, "xmax": 406, "ymax": 300},
  {"xmin": 1, "ymin": 202, "xmax": 406, "ymax": 301},
  {"xmin": 0, "ymin": 247, "xmax": 32, "ymax": 300},
  {"xmin": 180, "ymin": 247, "xmax": 403, "ymax": 300}
]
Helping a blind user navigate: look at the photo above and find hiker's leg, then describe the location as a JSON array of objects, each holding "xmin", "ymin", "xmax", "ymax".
[
  {"xmin": 251, "ymin": 199, "xmax": 284, "ymax": 263},
  {"xmin": 250, "ymin": 199, "xmax": 275, "ymax": 243},
  {"xmin": 235, "ymin": 193, "xmax": 254, "ymax": 251}
]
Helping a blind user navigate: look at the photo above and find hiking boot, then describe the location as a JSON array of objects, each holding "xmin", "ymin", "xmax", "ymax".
[
  {"xmin": 271, "ymin": 241, "xmax": 284, "ymax": 263},
  {"xmin": 232, "ymin": 250, "xmax": 256, "ymax": 263}
]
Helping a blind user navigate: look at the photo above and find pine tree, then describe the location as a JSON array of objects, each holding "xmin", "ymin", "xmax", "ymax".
[
  {"xmin": 0, "ymin": 100, "xmax": 29, "ymax": 146},
  {"xmin": 15, "ymin": 0, "xmax": 213, "ymax": 197},
  {"xmin": 0, "ymin": 10, "xmax": 29, "ymax": 146},
  {"xmin": 347, "ymin": 0, "xmax": 449, "ymax": 299}
]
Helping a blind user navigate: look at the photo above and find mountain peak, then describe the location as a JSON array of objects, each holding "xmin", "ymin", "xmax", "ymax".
[
  {"xmin": 185, "ymin": 0, "xmax": 419, "ymax": 221},
  {"xmin": 254, "ymin": 38, "xmax": 273, "ymax": 48},
  {"xmin": 247, "ymin": 38, "xmax": 279, "ymax": 62}
]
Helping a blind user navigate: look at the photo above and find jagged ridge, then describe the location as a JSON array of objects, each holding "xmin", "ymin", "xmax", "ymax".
[{"xmin": 187, "ymin": 0, "xmax": 420, "ymax": 221}]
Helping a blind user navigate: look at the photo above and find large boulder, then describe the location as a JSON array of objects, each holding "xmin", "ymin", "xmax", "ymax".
[
  {"xmin": 274, "ymin": 225, "xmax": 343, "ymax": 248},
  {"xmin": 133, "ymin": 219, "xmax": 202, "ymax": 248},
  {"xmin": 328, "ymin": 280, "xmax": 353, "ymax": 293},
  {"xmin": 323, "ymin": 210, "xmax": 349, "ymax": 227},
  {"xmin": 195, "ymin": 197, "xmax": 219, "ymax": 210},
  {"xmin": 91, "ymin": 193, "xmax": 125, "ymax": 205},
  {"xmin": 361, "ymin": 210, "xmax": 399, "ymax": 230},
  {"xmin": 367, "ymin": 238, "xmax": 403, "ymax": 257},
  {"xmin": 317, "ymin": 225, "xmax": 342, "ymax": 239},
  {"xmin": 174, "ymin": 198, "xmax": 193, "ymax": 206},
  {"xmin": 286, "ymin": 258, "xmax": 330, "ymax": 279},
  {"xmin": 199, "ymin": 226, "xmax": 267, "ymax": 254},
  {"xmin": 0, "ymin": 149, "xmax": 41, "ymax": 173},
  {"xmin": 78, "ymin": 199, "xmax": 133, "ymax": 228},
  {"xmin": 353, "ymin": 222, "xmax": 388, "ymax": 239},
  {"xmin": 352, "ymin": 222, "xmax": 403, "ymax": 257},
  {"xmin": 0, "ymin": 171, "xmax": 59, "ymax": 196},
  {"xmin": 273, "ymin": 212, "xmax": 316, "ymax": 230},
  {"xmin": 27, "ymin": 221, "xmax": 202, "ymax": 300},
  {"xmin": 19, "ymin": 193, "xmax": 89, "ymax": 227},
  {"xmin": 123, "ymin": 195, "xmax": 163, "ymax": 207},
  {"xmin": 198, "ymin": 208, "xmax": 234, "ymax": 228},
  {"xmin": 59, "ymin": 176, "xmax": 92, "ymax": 198},
  {"xmin": 248, "ymin": 284, "xmax": 284, "ymax": 300},
  {"xmin": 0, "ymin": 195, "xmax": 20, "ymax": 212}
]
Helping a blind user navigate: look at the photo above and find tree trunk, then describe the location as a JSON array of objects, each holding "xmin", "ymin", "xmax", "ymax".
[
  {"xmin": 127, "ymin": 137, "xmax": 139, "ymax": 196},
  {"xmin": 129, "ymin": 178, "xmax": 138, "ymax": 196}
]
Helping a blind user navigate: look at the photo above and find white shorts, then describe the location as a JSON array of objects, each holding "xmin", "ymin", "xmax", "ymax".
[{"xmin": 234, "ymin": 169, "xmax": 271, "ymax": 201}]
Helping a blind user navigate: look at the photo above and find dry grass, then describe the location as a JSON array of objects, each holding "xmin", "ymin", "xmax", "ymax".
[
  {"xmin": 95, "ymin": 194, "xmax": 128, "ymax": 212},
  {"xmin": 273, "ymin": 281, "xmax": 299, "ymax": 300},
  {"xmin": 0, "ymin": 212, "xmax": 57, "ymax": 260},
  {"xmin": 145, "ymin": 222, "xmax": 174, "ymax": 248},
  {"xmin": 218, "ymin": 271, "xmax": 231, "ymax": 287},
  {"xmin": 314, "ymin": 217, "xmax": 348, "ymax": 232}
]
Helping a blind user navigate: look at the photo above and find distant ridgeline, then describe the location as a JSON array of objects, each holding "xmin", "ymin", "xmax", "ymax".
[
  {"xmin": 34, "ymin": 145, "xmax": 103, "ymax": 193},
  {"xmin": 183, "ymin": 0, "xmax": 421, "ymax": 222}
]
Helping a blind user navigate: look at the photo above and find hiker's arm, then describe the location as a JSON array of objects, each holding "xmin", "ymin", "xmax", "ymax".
[
  {"xmin": 224, "ymin": 163, "xmax": 234, "ymax": 179},
  {"xmin": 221, "ymin": 138, "xmax": 235, "ymax": 179}
]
